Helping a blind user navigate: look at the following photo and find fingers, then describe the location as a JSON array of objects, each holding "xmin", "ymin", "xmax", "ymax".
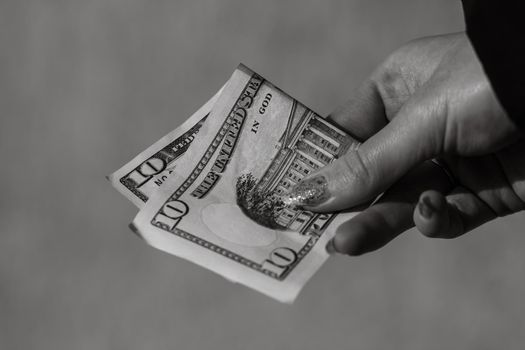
[
  {"xmin": 413, "ymin": 187, "xmax": 497, "ymax": 239},
  {"xmin": 287, "ymin": 93, "xmax": 444, "ymax": 211},
  {"xmin": 332, "ymin": 194, "xmax": 415, "ymax": 256},
  {"xmin": 332, "ymin": 164, "xmax": 498, "ymax": 256},
  {"xmin": 333, "ymin": 160, "xmax": 453, "ymax": 255},
  {"xmin": 412, "ymin": 190, "xmax": 459, "ymax": 238}
]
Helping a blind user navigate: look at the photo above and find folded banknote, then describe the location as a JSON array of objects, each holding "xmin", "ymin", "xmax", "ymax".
[{"xmin": 109, "ymin": 64, "xmax": 360, "ymax": 302}]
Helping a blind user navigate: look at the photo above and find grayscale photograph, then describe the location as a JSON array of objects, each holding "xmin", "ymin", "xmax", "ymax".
[{"xmin": 2, "ymin": 0, "xmax": 524, "ymax": 349}]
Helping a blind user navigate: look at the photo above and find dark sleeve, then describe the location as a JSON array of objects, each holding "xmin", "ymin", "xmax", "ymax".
[{"xmin": 461, "ymin": 0, "xmax": 525, "ymax": 131}]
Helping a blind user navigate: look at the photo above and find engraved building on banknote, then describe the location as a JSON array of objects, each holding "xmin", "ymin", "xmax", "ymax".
[{"xmin": 256, "ymin": 102, "xmax": 358, "ymax": 236}]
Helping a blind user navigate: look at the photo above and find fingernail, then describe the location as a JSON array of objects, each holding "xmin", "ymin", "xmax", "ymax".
[
  {"xmin": 282, "ymin": 175, "xmax": 330, "ymax": 208},
  {"xmin": 418, "ymin": 196, "xmax": 435, "ymax": 219}
]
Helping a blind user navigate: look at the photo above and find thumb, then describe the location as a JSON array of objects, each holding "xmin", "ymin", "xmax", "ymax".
[{"xmin": 284, "ymin": 96, "xmax": 444, "ymax": 211}]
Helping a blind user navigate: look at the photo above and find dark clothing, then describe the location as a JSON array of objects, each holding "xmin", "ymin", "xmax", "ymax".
[{"xmin": 462, "ymin": 1, "xmax": 525, "ymax": 131}]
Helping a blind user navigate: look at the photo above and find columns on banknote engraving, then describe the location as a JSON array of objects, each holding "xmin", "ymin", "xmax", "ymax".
[
  {"xmin": 236, "ymin": 108, "xmax": 357, "ymax": 236},
  {"xmin": 261, "ymin": 113, "xmax": 351, "ymax": 236}
]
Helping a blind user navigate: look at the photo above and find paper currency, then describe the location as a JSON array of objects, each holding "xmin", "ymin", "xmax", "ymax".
[
  {"xmin": 127, "ymin": 64, "xmax": 361, "ymax": 302},
  {"xmin": 107, "ymin": 88, "xmax": 223, "ymax": 208}
]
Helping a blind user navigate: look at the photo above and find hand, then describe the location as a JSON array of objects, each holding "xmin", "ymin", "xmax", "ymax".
[{"xmin": 285, "ymin": 32, "xmax": 525, "ymax": 255}]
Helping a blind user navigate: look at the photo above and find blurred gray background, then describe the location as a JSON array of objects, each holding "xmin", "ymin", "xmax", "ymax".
[{"xmin": 2, "ymin": 0, "xmax": 525, "ymax": 349}]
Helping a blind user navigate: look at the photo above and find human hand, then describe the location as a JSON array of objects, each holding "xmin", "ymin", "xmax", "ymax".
[{"xmin": 285, "ymin": 33, "xmax": 525, "ymax": 255}]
